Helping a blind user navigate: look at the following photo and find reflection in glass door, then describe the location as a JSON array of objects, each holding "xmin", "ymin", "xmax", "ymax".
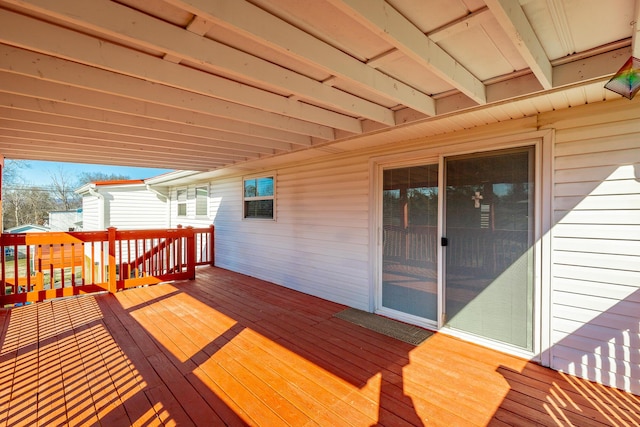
[
  {"xmin": 444, "ymin": 147, "xmax": 535, "ymax": 351},
  {"xmin": 382, "ymin": 164, "xmax": 438, "ymax": 321}
]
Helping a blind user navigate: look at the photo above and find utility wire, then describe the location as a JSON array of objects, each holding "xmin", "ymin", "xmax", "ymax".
[{"xmin": 3, "ymin": 185, "xmax": 64, "ymax": 192}]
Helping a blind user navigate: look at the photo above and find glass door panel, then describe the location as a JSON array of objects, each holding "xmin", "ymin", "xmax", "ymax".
[
  {"xmin": 382, "ymin": 164, "xmax": 438, "ymax": 321},
  {"xmin": 444, "ymin": 148, "xmax": 535, "ymax": 350}
]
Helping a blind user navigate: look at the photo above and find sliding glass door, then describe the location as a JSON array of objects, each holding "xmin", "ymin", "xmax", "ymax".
[
  {"xmin": 381, "ymin": 164, "xmax": 438, "ymax": 322},
  {"xmin": 443, "ymin": 147, "xmax": 535, "ymax": 350},
  {"xmin": 379, "ymin": 145, "xmax": 537, "ymax": 352}
]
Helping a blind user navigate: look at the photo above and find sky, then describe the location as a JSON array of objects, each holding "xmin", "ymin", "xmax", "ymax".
[{"xmin": 12, "ymin": 160, "xmax": 173, "ymax": 187}]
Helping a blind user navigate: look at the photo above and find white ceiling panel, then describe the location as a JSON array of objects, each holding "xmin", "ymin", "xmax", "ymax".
[{"xmin": 0, "ymin": 0, "xmax": 634, "ymax": 171}]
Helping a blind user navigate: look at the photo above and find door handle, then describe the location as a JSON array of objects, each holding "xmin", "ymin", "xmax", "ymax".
[{"xmin": 441, "ymin": 237, "xmax": 448, "ymax": 247}]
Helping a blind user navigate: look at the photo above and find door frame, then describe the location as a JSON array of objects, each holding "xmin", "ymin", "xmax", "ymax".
[{"xmin": 370, "ymin": 129, "xmax": 553, "ymax": 362}]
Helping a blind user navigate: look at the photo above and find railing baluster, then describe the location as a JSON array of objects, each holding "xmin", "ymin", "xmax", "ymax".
[
  {"xmin": 80, "ymin": 242, "xmax": 85, "ymax": 286},
  {"xmin": 108, "ymin": 227, "xmax": 117, "ymax": 293},
  {"xmin": 91, "ymin": 242, "xmax": 96, "ymax": 285},
  {"xmin": 126, "ymin": 240, "xmax": 135, "ymax": 279},
  {"xmin": 71, "ymin": 243, "xmax": 76, "ymax": 287},
  {"xmin": 165, "ymin": 238, "xmax": 170, "ymax": 274},
  {"xmin": 60, "ymin": 243, "xmax": 65, "ymax": 289},
  {"xmin": 1, "ymin": 238, "xmax": 5, "ymax": 297}
]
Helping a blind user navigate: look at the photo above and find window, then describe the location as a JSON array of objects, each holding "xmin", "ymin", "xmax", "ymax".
[
  {"xmin": 177, "ymin": 189, "xmax": 187, "ymax": 216},
  {"xmin": 195, "ymin": 186, "xmax": 208, "ymax": 216},
  {"xmin": 243, "ymin": 175, "xmax": 275, "ymax": 219}
]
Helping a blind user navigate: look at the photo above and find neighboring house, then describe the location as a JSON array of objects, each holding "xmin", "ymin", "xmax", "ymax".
[
  {"xmin": 4, "ymin": 224, "xmax": 49, "ymax": 258},
  {"xmin": 75, "ymin": 179, "xmax": 169, "ymax": 231},
  {"xmin": 48, "ymin": 209, "xmax": 83, "ymax": 232},
  {"xmin": 78, "ymin": 175, "xmax": 215, "ymax": 266},
  {"xmin": 146, "ymin": 172, "xmax": 214, "ymax": 229},
  {"xmin": 5, "ymin": 224, "xmax": 49, "ymax": 234}
]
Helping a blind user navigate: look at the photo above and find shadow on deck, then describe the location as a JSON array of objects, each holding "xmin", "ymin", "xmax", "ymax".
[{"xmin": 0, "ymin": 266, "xmax": 638, "ymax": 426}]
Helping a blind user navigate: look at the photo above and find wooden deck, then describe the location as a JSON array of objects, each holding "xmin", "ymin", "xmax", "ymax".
[{"xmin": 1, "ymin": 267, "xmax": 638, "ymax": 426}]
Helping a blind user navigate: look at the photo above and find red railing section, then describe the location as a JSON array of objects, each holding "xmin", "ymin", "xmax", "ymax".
[{"xmin": 0, "ymin": 225, "xmax": 214, "ymax": 307}]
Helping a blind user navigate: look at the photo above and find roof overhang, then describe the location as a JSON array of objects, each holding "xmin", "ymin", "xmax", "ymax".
[{"xmin": 0, "ymin": 0, "xmax": 637, "ymax": 171}]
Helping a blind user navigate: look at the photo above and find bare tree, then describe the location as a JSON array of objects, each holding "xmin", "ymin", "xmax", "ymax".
[
  {"xmin": 3, "ymin": 159, "xmax": 29, "ymax": 187},
  {"xmin": 75, "ymin": 171, "xmax": 131, "ymax": 186},
  {"xmin": 2, "ymin": 160, "xmax": 31, "ymax": 230},
  {"xmin": 3, "ymin": 186, "xmax": 53, "ymax": 229},
  {"xmin": 49, "ymin": 167, "xmax": 81, "ymax": 211},
  {"xmin": 1, "ymin": 162, "xmax": 132, "ymax": 230}
]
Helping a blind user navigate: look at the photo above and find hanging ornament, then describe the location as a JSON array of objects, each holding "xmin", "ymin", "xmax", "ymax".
[
  {"xmin": 604, "ymin": 56, "xmax": 640, "ymax": 100},
  {"xmin": 471, "ymin": 191, "xmax": 483, "ymax": 208}
]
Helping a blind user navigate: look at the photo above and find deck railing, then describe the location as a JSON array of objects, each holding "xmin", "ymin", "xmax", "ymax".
[
  {"xmin": 0, "ymin": 225, "xmax": 214, "ymax": 307},
  {"xmin": 383, "ymin": 225, "xmax": 528, "ymax": 274}
]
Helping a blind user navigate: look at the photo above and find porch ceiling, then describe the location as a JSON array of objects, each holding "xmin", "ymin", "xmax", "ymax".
[{"xmin": 0, "ymin": 0, "xmax": 637, "ymax": 171}]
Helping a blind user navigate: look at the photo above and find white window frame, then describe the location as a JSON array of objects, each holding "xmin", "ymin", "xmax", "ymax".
[
  {"xmin": 176, "ymin": 188, "xmax": 187, "ymax": 217},
  {"xmin": 195, "ymin": 185, "xmax": 209, "ymax": 217},
  {"xmin": 243, "ymin": 174, "xmax": 276, "ymax": 220}
]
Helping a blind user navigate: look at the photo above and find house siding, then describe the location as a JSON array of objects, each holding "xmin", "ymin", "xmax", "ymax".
[
  {"xmin": 204, "ymin": 157, "xmax": 371, "ymax": 309},
  {"xmin": 48, "ymin": 211, "xmax": 82, "ymax": 231},
  {"xmin": 162, "ymin": 99, "xmax": 639, "ymax": 395},
  {"xmin": 168, "ymin": 185, "xmax": 213, "ymax": 228},
  {"xmin": 108, "ymin": 188, "xmax": 167, "ymax": 229},
  {"xmin": 544, "ymin": 103, "xmax": 640, "ymax": 395},
  {"xmin": 81, "ymin": 195, "xmax": 101, "ymax": 230}
]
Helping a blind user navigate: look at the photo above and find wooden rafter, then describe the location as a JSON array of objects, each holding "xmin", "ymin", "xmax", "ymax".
[
  {"xmin": 0, "ymin": 44, "xmax": 336, "ymax": 140},
  {"xmin": 0, "ymin": 10, "xmax": 361, "ymax": 134},
  {"xmin": 0, "ymin": 0, "xmax": 394, "ymax": 127},
  {"xmin": 0, "ymin": 92, "xmax": 303, "ymax": 150},
  {"xmin": 330, "ymin": 0, "xmax": 487, "ymax": 104},
  {"xmin": 164, "ymin": 0, "xmax": 438, "ymax": 116},
  {"xmin": 485, "ymin": 0, "xmax": 553, "ymax": 89},
  {"xmin": 634, "ymin": 0, "xmax": 640, "ymax": 58},
  {"xmin": 0, "ymin": 0, "xmax": 634, "ymax": 170}
]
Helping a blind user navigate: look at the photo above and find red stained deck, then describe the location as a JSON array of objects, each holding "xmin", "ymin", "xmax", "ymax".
[{"xmin": 1, "ymin": 266, "xmax": 638, "ymax": 426}]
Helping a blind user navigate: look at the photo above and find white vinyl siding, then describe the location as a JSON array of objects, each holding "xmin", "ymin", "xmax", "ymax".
[
  {"xmin": 156, "ymin": 98, "xmax": 639, "ymax": 396},
  {"xmin": 212, "ymin": 157, "xmax": 371, "ymax": 309},
  {"xmin": 547, "ymin": 104, "xmax": 640, "ymax": 395},
  {"xmin": 108, "ymin": 188, "xmax": 168, "ymax": 229},
  {"xmin": 81, "ymin": 195, "xmax": 101, "ymax": 230},
  {"xmin": 168, "ymin": 186, "xmax": 213, "ymax": 228}
]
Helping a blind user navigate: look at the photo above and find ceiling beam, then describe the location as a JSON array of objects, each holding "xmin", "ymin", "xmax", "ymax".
[
  {"xmin": 484, "ymin": 0, "xmax": 553, "ymax": 90},
  {"xmin": 634, "ymin": 0, "xmax": 640, "ymax": 57},
  {"xmin": 331, "ymin": 0, "xmax": 486, "ymax": 104},
  {"xmin": 0, "ymin": 9, "xmax": 361, "ymax": 134},
  {"xmin": 0, "ymin": 46, "xmax": 335, "ymax": 140},
  {"xmin": 1, "ymin": 0, "xmax": 395, "ymax": 127},
  {"xmin": 0, "ymin": 136, "xmax": 227, "ymax": 170},
  {"xmin": 0, "ymin": 84, "xmax": 309, "ymax": 149},
  {"xmin": 0, "ymin": 124, "xmax": 251, "ymax": 163},
  {"xmin": 437, "ymin": 45, "xmax": 632, "ymax": 115},
  {"xmin": 165, "ymin": 0, "xmax": 437, "ymax": 116},
  {"xmin": 0, "ymin": 94, "xmax": 295, "ymax": 152},
  {"xmin": 544, "ymin": 0, "xmax": 575, "ymax": 56},
  {"xmin": 0, "ymin": 110, "xmax": 280, "ymax": 157},
  {"xmin": 365, "ymin": 7, "xmax": 493, "ymax": 70}
]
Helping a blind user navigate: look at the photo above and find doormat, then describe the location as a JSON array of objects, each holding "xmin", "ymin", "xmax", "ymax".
[{"xmin": 333, "ymin": 308, "xmax": 432, "ymax": 346}]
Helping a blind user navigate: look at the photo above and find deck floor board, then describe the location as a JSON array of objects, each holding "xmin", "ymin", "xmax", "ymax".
[{"xmin": 0, "ymin": 266, "xmax": 638, "ymax": 426}]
